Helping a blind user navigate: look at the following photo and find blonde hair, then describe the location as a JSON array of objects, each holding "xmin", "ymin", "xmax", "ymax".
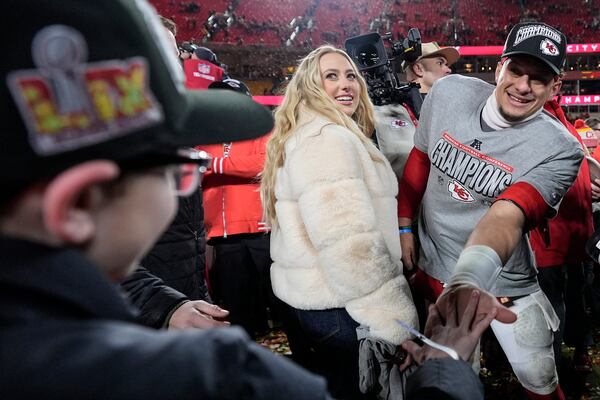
[{"xmin": 260, "ymin": 45, "xmax": 376, "ymax": 226}]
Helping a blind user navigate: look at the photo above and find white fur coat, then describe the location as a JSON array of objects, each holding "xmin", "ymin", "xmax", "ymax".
[{"xmin": 270, "ymin": 109, "xmax": 418, "ymax": 344}]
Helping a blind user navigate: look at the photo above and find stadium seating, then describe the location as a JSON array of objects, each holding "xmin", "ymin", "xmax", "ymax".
[{"xmin": 151, "ymin": 0, "xmax": 600, "ymax": 46}]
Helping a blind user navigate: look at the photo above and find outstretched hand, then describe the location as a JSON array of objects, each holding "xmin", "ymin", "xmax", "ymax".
[
  {"xmin": 436, "ymin": 284, "xmax": 516, "ymax": 326},
  {"xmin": 400, "ymin": 289, "xmax": 501, "ymax": 370},
  {"xmin": 168, "ymin": 300, "xmax": 230, "ymax": 330}
]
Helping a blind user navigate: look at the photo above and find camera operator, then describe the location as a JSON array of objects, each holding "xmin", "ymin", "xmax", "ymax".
[
  {"xmin": 402, "ymin": 42, "xmax": 459, "ymax": 97},
  {"xmin": 346, "ymin": 32, "xmax": 461, "ymax": 181},
  {"xmin": 373, "ymin": 42, "xmax": 460, "ymax": 181}
]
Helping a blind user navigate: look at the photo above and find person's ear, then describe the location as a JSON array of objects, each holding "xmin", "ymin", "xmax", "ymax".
[
  {"xmin": 412, "ymin": 62, "xmax": 424, "ymax": 78},
  {"xmin": 548, "ymin": 77, "xmax": 562, "ymax": 99},
  {"xmin": 43, "ymin": 161, "xmax": 120, "ymax": 245},
  {"xmin": 494, "ymin": 62, "xmax": 502, "ymax": 83},
  {"xmin": 494, "ymin": 57, "xmax": 510, "ymax": 83}
]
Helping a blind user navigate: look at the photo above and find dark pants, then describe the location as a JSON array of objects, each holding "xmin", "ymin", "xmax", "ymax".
[
  {"xmin": 586, "ymin": 210, "xmax": 600, "ymax": 322},
  {"xmin": 538, "ymin": 263, "xmax": 592, "ymax": 368},
  {"xmin": 279, "ymin": 303, "xmax": 364, "ymax": 400},
  {"xmin": 209, "ymin": 233, "xmax": 276, "ymax": 338}
]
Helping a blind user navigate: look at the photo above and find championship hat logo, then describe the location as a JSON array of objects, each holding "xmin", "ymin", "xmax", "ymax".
[
  {"xmin": 513, "ymin": 24, "xmax": 562, "ymax": 46},
  {"xmin": 540, "ymin": 39, "xmax": 559, "ymax": 56}
]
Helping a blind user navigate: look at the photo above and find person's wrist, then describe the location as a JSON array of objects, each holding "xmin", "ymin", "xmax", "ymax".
[
  {"xmin": 448, "ymin": 245, "xmax": 502, "ymax": 291},
  {"xmin": 423, "ymin": 347, "xmax": 455, "ymax": 361},
  {"xmin": 399, "ymin": 225, "xmax": 412, "ymax": 234},
  {"xmin": 164, "ymin": 300, "xmax": 190, "ymax": 329}
]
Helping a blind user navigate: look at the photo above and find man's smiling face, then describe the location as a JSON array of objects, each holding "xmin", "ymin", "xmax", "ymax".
[{"xmin": 494, "ymin": 55, "xmax": 561, "ymax": 122}]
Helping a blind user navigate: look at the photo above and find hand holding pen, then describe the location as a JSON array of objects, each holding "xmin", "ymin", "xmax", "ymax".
[{"xmin": 399, "ymin": 289, "xmax": 499, "ymax": 370}]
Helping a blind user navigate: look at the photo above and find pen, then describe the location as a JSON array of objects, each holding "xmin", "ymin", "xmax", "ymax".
[{"xmin": 395, "ymin": 319, "xmax": 460, "ymax": 361}]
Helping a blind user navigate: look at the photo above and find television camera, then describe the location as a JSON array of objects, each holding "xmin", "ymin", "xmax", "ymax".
[{"xmin": 345, "ymin": 28, "xmax": 423, "ymax": 113}]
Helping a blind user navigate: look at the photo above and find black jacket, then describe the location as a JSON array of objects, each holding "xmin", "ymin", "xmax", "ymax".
[
  {"xmin": 0, "ymin": 237, "xmax": 329, "ymax": 400},
  {"xmin": 120, "ymin": 188, "xmax": 209, "ymax": 328},
  {"xmin": 120, "ymin": 265, "xmax": 188, "ymax": 328},
  {"xmin": 138, "ymin": 188, "xmax": 208, "ymax": 300},
  {"xmin": 406, "ymin": 358, "xmax": 484, "ymax": 399}
]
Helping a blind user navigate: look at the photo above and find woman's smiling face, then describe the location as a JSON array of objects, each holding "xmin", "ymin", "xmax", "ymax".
[{"xmin": 319, "ymin": 52, "xmax": 361, "ymax": 117}]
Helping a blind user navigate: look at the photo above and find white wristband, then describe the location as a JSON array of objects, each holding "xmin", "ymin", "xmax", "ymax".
[{"xmin": 448, "ymin": 245, "xmax": 502, "ymax": 291}]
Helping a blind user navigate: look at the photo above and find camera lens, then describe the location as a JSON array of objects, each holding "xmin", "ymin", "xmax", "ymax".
[{"xmin": 357, "ymin": 44, "xmax": 380, "ymax": 68}]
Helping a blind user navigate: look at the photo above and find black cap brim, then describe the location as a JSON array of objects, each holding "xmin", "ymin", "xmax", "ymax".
[
  {"xmin": 170, "ymin": 89, "xmax": 273, "ymax": 146},
  {"xmin": 502, "ymin": 50, "xmax": 561, "ymax": 76},
  {"xmin": 208, "ymin": 81, "xmax": 232, "ymax": 90}
]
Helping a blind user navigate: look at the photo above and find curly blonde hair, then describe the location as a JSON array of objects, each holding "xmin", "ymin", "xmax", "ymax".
[{"xmin": 260, "ymin": 45, "xmax": 376, "ymax": 226}]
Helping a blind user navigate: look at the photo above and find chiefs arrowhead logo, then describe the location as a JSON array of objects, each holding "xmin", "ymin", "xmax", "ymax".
[
  {"xmin": 448, "ymin": 180, "xmax": 475, "ymax": 203},
  {"xmin": 540, "ymin": 39, "xmax": 559, "ymax": 56},
  {"xmin": 390, "ymin": 119, "xmax": 408, "ymax": 128}
]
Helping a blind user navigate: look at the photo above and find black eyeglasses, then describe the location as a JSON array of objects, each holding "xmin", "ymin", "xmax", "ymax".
[
  {"xmin": 170, "ymin": 149, "xmax": 210, "ymax": 196},
  {"xmin": 119, "ymin": 148, "xmax": 211, "ymax": 197}
]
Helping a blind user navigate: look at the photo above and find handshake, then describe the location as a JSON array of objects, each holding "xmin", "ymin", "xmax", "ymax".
[
  {"xmin": 400, "ymin": 288, "xmax": 510, "ymax": 369},
  {"xmin": 359, "ymin": 287, "xmax": 512, "ymax": 399}
]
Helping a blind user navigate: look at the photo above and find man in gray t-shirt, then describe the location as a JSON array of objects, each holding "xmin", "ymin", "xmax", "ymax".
[{"xmin": 398, "ymin": 22, "xmax": 582, "ymax": 399}]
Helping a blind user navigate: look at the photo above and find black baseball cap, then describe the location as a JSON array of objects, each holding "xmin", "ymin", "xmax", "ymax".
[
  {"xmin": 502, "ymin": 22, "xmax": 567, "ymax": 75},
  {"xmin": 194, "ymin": 47, "xmax": 219, "ymax": 64},
  {"xmin": 209, "ymin": 79, "xmax": 251, "ymax": 97},
  {"xmin": 2, "ymin": 0, "xmax": 273, "ymax": 187},
  {"xmin": 179, "ymin": 42, "xmax": 197, "ymax": 53}
]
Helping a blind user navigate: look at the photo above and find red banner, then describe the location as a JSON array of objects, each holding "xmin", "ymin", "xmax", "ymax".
[
  {"xmin": 559, "ymin": 95, "xmax": 600, "ymax": 106},
  {"xmin": 454, "ymin": 46, "xmax": 504, "ymax": 56},
  {"xmin": 254, "ymin": 95, "xmax": 600, "ymax": 107},
  {"xmin": 454, "ymin": 44, "xmax": 600, "ymax": 56},
  {"xmin": 252, "ymin": 95, "xmax": 283, "ymax": 106},
  {"xmin": 566, "ymin": 44, "xmax": 600, "ymax": 53}
]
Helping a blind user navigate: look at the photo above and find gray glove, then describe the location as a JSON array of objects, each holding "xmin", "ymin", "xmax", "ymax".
[{"xmin": 357, "ymin": 326, "xmax": 413, "ymax": 400}]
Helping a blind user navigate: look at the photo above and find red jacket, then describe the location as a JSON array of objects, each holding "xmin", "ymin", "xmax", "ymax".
[
  {"xmin": 529, "ymin": 101, "xmax": 593, "ymax": 266},
  {"xmin": 184, "ymin": 59, "xmax": 224, "ymax": 90},
  {"xmin": 197, "ymin": 134, "xmax": 270, "ymax": 240}
]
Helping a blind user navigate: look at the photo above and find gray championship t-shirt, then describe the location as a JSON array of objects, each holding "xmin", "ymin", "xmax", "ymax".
[{"xmin": 415, "ymin": 75, "xmax": 582, "ymax": 297}]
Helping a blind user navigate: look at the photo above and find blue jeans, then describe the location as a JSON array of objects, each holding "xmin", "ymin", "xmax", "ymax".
[{"xmin": 279, "ymin": 303, "xmax": 365, "ymax": 399}]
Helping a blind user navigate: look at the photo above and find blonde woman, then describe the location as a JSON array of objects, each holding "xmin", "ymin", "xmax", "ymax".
[{"xmin": 261, "ymin": 45, "xmax": 417, "ymax": 399}]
